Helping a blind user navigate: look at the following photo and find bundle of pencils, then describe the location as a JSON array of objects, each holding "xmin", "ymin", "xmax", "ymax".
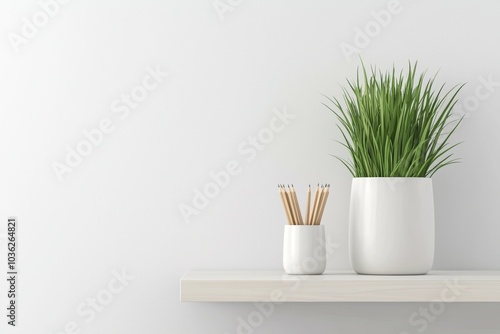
[{"xmin": 278, "ymin": 184, "xmax": 330, "ymax": 225}]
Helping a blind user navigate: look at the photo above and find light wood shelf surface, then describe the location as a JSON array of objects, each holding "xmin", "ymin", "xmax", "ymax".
[{"xmin": 181, "ymin": 270, "xmax": 500, "ymax": 302}]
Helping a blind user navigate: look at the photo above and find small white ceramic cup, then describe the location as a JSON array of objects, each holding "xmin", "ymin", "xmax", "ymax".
[{"xmin": 283, "ymin": 225, "xmax": 326, "ymax": 275}]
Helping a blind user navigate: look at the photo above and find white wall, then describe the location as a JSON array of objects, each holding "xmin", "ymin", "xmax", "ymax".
[{"xmin": 1, "ymin": 0, "xmax": 499, "ymax": 333}]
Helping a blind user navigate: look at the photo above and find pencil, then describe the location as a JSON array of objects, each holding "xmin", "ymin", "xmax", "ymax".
[
  {"xmin": 310, "ymin": 184, "xmax": 319, "ymax": 225},
  {"xmin": 291, "ymin": 185, "xmax": 303, "ymax": 225},
  {"xmin": 287, "ymin": 185, "xmax": 299, "ymax": 225},
  {"xmin": 305, "ymin": 185, "xmax": 311, "ymax": 225},
  {"xmin": 282, "ymin": 185, "xmax": 297, "ymax": 225},
  {"xmin": 284, "ymin": 184, "xmax": 296, "ymax": 225},
  {"xmin": 316, "ymin": 185, "xmax": 330, "ymax": 225},
  {"xmin": 279, "ymin": 185, "xmax": 293, "ymax": 225},
  {"xmin": 278, "ymin": 183, "xmax": 331, "ymax": 225},
  {"xmin": 316, "ymin": 185, "xmax": 327, "ymax": 225},
  {"xmin": 310, "ymin": 184, "xmax": 320, "ymax": 225}
]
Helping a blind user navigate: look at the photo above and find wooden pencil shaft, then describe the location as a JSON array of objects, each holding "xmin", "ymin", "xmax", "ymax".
[
  {"xmin": 284, "ymin": 186, "xmax": 294, "ymax": 225},
  {"xmin": 289, "ymin": 186, "xmax": 301, "ymax": 225},
  {"xmin": 310, "ymin": 185, "xmax": 321, "ymax": 225},
  {"xmin": 317, "ymin": 187, "xmax": 330, "ymax": 225},
  {"xmin": 316, "ymin": 186, "xmax": 329, "ymax": 225},
  {"xmin": 314, "ymin": 186, "xmax": 324, "ymax": 225},
  {"xmin": 308, "ymin": 184, "xmax": 317, "ymax": 225},
  {"xmin": 305, "ymin": 185, "xmax": 311, "ymax": 225},
  {"xmin": 310, "ymin": 185, "xmax": 319, "ymax": 225},
  {"xmin": 314, "ymin": 186, "xmax": 326, "ymax": 225},
  {"xmin": 279, "ymin": 186, "xmax": 293, "ymax": 225},
  {"xmin": 285, "ymin": 186, "xmax": 298, "ymax": 225},
  {"xmin": 291, "ymin": 185, "xmax": 304, "ymax": 225}
]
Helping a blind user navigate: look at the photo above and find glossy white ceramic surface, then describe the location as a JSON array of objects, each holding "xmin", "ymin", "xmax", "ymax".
[
  {"xmin": 283, "ymin": 225, "xmax": 326, "ymax": 274},
  {"xmin": 349, "ymin": 178, "xmax": 434, "ymax": 275}
]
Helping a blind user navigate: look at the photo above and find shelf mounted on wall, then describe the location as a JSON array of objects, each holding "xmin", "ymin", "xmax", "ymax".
[{"xmin": 180, "ymin": 270, "xmax": 500, "ymax": 302}]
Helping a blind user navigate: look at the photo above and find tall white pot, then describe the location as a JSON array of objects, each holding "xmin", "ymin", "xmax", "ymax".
[{"xmin": 349, "ymin": 178, "xmax": 434, "ymax": 275}]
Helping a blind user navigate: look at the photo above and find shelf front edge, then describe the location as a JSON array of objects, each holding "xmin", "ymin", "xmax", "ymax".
[{"xmin": 180, "ymin": 271, "xmax": 500, "ymax": 302}]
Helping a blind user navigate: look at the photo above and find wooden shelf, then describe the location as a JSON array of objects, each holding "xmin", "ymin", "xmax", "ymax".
[{"xmin": 180, "ymin": 270, "xmax": 500, "ymax": 302}]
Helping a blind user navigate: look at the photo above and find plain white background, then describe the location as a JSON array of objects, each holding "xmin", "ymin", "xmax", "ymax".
[{"xmin": 0, "ymin": 0, "xmax": 499, "ymax": 333}]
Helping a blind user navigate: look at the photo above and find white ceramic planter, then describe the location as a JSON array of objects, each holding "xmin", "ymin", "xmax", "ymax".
[
  {"xmin": 349, "ymin": 178, "xmax": 434, "ymax": 275},
  {"xmin": 283, "ymin": 225, "xmax": 326, "ymax": 275}
]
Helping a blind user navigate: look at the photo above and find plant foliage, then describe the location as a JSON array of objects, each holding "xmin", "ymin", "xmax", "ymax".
[{"xmin": 324, "ymin": 61, "xmax": 464, "ymax": 177}]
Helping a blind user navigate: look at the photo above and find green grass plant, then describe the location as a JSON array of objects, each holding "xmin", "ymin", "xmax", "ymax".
[{"xmin": 324, "ymin": 61, "xmax": 464, "ymax": 177}]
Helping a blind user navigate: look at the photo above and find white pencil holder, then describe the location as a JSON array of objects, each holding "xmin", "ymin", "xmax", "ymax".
[{"xmin": 283, "ymin": 225, "xmax": 326, "ymax": 275}]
